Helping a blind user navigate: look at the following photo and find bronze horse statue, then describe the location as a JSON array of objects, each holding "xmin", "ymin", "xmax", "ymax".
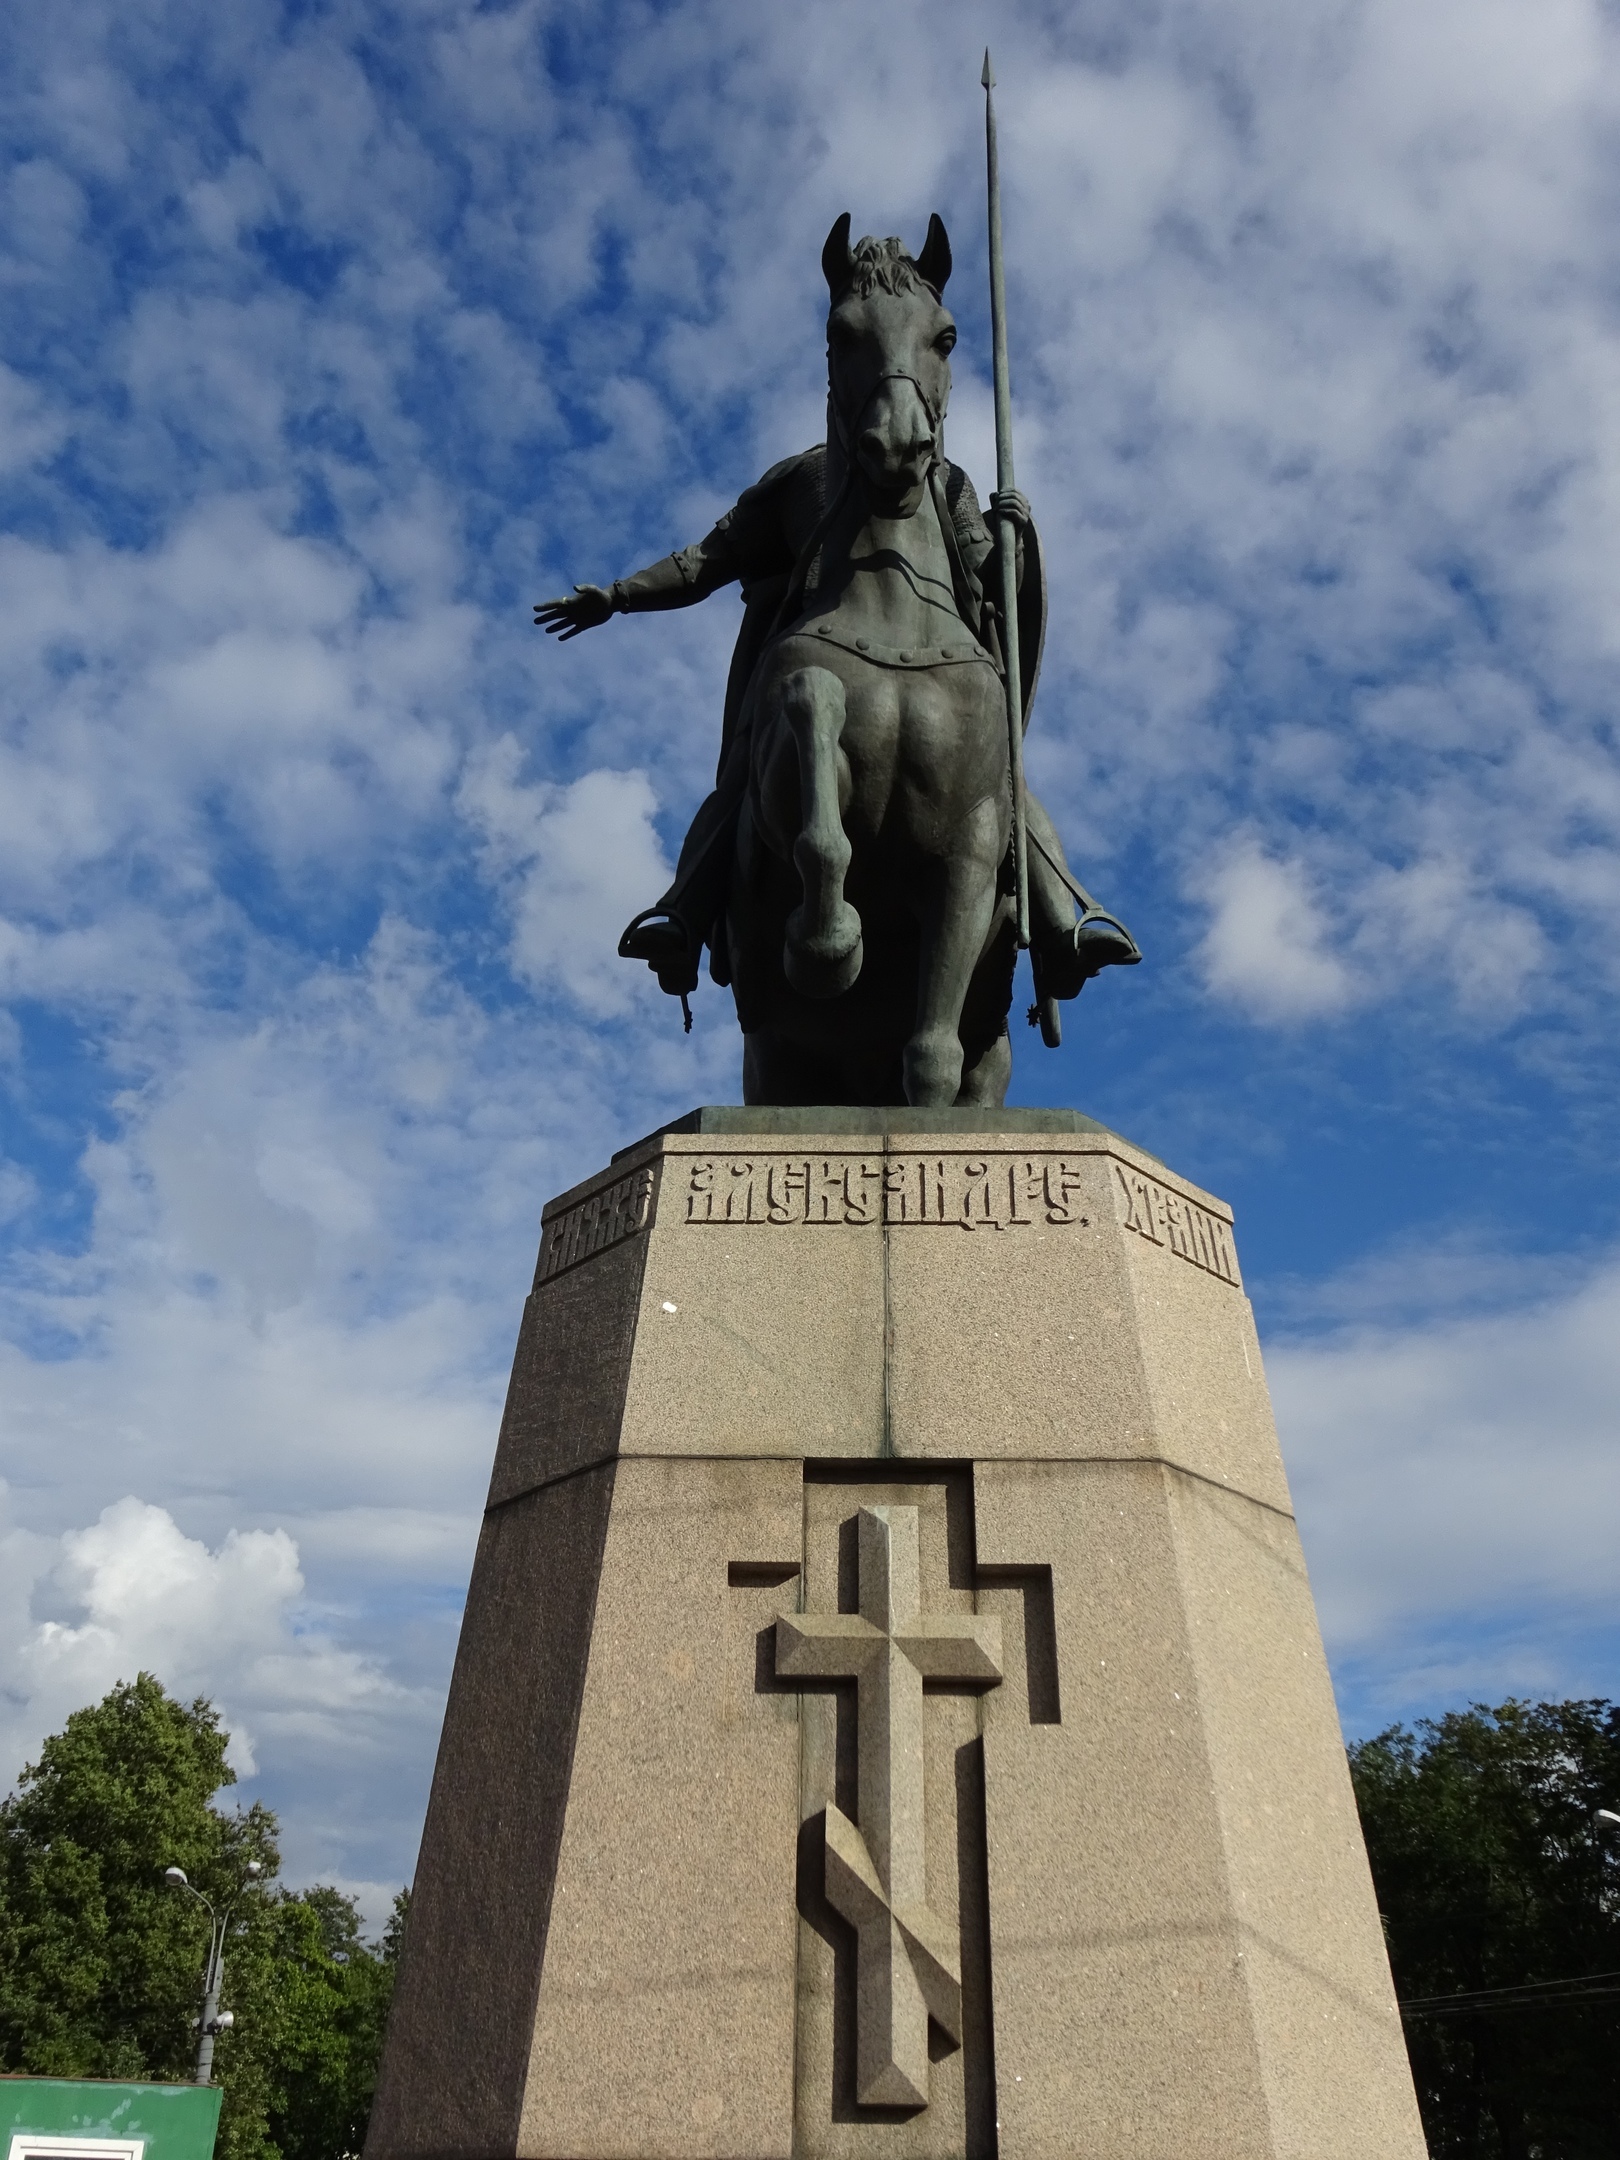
[{"xmin": 537, "ymin": 215, "xmax": 1138, "ymax": 1106}]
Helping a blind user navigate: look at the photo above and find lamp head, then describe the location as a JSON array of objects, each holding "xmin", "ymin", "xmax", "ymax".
[{"xmin": 163, "ymin": 1866, "xmax": 189, "ymax": 1888}]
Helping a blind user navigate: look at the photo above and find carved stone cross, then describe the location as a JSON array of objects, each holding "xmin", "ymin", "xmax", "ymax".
[{"xmin": 776, "ymin": 1505, "xmax": 1002, "ymax": 2107}]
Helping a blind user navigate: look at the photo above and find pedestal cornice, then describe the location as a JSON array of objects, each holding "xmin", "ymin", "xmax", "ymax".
[{"xmin": 490, "ymin": 1110, "xmax": 1286, "ymax": 1517}]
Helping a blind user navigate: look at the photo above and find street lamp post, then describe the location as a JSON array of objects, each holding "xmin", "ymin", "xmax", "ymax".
[{"xmin": 162, "ymin": 1861, "xmax": 262, "ymax": 2084}]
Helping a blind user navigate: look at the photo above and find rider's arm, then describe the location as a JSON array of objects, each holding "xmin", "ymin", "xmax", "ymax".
[
  {"xmin": 606, "ymin": 537, "xmax": 736, "ymax": 613},
  {"xmin": 611, "ymin": 460, "xmax": 805, "ymax": 612},
  {"xmin": 539, "ymin": 458, "xmax": 809, "ymax": 637},
  {"xmin": 991, "ymin": 502, "xmax": 1028, "ymax": 591},
  {"xmin": 613, "ymin": 453, "xmax": 807, "ymax": 613},
  {"xmin": 949, "ymin": 470, "xmax": 1025, "ymax": 590}
]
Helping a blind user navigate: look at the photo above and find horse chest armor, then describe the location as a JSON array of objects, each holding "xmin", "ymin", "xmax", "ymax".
[
  {"xmin": 796, "ymin": 618, "xmax": 999, "ymax": 674},
  {"xmin": 790, "ymin": 486, "xmax": 994, "ymax": 677}
]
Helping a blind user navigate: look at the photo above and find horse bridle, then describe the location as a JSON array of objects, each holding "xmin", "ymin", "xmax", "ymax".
[
  {"xmin": 768, "ymin": 357, "xmax": 953, "ymax": 649},
  {"xmin": 828, "ymin": 364, "xmax": 947, "ymax": 465}
]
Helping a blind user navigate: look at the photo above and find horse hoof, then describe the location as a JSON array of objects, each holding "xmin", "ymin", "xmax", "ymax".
[
  {"xmin": 784, "ymin": 900, "xmax": 862, "ymax": 998},
  {"xmin": 784, "ymin": 926, "xmax": 863, "ymax": 999}
]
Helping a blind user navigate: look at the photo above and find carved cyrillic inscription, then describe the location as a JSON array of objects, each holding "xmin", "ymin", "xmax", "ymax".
[
  {"xmin": 1114, "ymin": 1162, "xmax": 1242, "ymax": 1287},
  {"xmin": 537, "ymin": 1166, "xmax": 656, "ymax": 1283},
  {"xmin": 683, "ymin": 1155, "xmax": 1088, "ymax": 1230}
]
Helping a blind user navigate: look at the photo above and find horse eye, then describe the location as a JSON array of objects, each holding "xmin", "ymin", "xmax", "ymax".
[{"xmin": 936, "ymin": 328, "xmax": 957, "ymax": 356}]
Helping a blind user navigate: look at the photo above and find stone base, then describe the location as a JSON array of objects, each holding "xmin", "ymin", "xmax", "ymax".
[{"xmin": 367, "ymin": 1110, "xmax": 1424, "ymax": 2160}]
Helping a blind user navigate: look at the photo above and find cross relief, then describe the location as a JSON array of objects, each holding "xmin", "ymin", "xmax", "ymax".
[{"xmin": 775, "ymin": 1505, "xmax": 1003, "ymax": 2109}]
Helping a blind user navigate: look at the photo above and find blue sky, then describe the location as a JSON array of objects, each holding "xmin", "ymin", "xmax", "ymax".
[{"xmin": 3, "ymin": 0, "xmax": 1619, "ymax": 1923}]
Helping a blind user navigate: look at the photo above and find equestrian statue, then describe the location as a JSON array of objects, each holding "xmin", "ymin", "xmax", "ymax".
[{"xmin": 535, "ymin": 210, "xmax": 1139, "ymax": 1108}]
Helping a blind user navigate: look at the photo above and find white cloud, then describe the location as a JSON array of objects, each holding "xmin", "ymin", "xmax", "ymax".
[
  {"xmin": 4, "ymin": 1495, "xmax": 399, "ymax": 1787},
  {"xmin": 0, "ymin": 1162, "xmax": 35, "ymax": 1223},
  {"xmin": 1269, "ymin": 1249, "xmax": 1620, "ymax": 1703},
  {"xmin": 0, "ymin": 890, "xmax": 731, "ymax": 1895},
  {"xmin": 1195, "ymin": 843, "xmax": 1357, "ymax": 1019},
  {"xmin": 0, "ymin": 363, "xmax": 69, "ymax": 475},
  {"xmin": 1355, "ymin": 855, "xmax": 1549, "ymax": 1016},
  {"xmin": 0, "ymin": 496, "xmax": 474, "ymax": 921},
  {"xmin": 457, "ymin": 738, "xmax": 673, "ymax": 1016}
]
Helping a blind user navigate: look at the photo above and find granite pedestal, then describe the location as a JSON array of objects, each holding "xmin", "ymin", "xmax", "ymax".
[{"xmin": 367, "ymin": 1109, "xmax": 1424, "ymax": 2160}]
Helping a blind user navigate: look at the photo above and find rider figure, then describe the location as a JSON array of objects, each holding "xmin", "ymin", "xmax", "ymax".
[{"xmin": 537, "ymin": 265, "xmax": 1138, "ymax": 1024}]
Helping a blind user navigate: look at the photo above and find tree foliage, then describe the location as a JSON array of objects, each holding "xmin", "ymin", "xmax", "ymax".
[
  {"xmin": 1351, "ymin": 1698, "xmax": 1620, "ymax": 2160},
  {"xmin": 0, "ymin": 1674, "xmax": 404, "ymax": 2160}
]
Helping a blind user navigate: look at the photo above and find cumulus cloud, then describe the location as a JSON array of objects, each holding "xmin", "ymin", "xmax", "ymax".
[
  {"xmin": 12, "ymin": 1500, "xmax": 345, "ymax": 1777},
  {"xmin": 0, "ymin": 1493, "xmax": 418, "ymax": 1918},
  {"xmin": 1195, "ymin": 844, "xmax": 1357, "ymax": 1020}
]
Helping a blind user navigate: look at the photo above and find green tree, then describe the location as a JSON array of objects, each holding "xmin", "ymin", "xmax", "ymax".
[
  {"xmin": 0, "ymin": 1673, "xmax": 403, "ymax": 2160},
  {"xmin": 1351, "ymin": 1698, "xmax": 1620, "ymax": 2159},
  {"xmin": 214, "ymin": 1886, "xmax": 404, "ymax": 2160},
  {"xmin": 0, "ymin": 1672, "xmax": 274, "ymax": 2079}
]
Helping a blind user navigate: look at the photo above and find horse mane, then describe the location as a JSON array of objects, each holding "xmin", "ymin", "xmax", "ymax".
[{"xmin": 843, "ymin": 236, "xmax": 935, "ymax": 302}]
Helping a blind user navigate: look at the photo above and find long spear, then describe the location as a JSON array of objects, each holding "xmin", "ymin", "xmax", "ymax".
[{"xmin": 982, "ymin": 48, "xmax": 1030, "ymax": 951}]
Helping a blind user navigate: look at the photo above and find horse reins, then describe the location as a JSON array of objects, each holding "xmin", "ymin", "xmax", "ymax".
[
  {"xmin": 826, "ymin": 366, "xmax": 946, "ymax": 462},
  {"xmin": 770, "ymin": 360, "xmax": 959, "ymax": 647}
]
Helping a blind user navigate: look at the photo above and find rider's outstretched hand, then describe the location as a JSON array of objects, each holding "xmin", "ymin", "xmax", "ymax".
[
  {"xmin": 988, "ymin": 488, "xmax": 1031, "ymax": 533},
  {"xmin": 534, "ymin": 584, "xmax": 615, "ymax": 639}
]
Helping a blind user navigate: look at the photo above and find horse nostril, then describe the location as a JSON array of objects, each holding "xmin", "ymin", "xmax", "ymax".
[{"xmin": 859, "ymin": 428, "xmax": 931, "ymax": 473}]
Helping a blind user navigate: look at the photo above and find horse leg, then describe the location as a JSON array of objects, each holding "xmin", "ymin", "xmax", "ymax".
[
  {"xmin": 957, "ymin": 1028, "xmax": 1012, "ymax": 1106},
  {"xmin": 743, "ymin": 1030, "xmax": 848, "ymax": 1106},
  {"xmin": 955, "ymin": 895, "xmax": 1018, "ymax": 1108},
  {"xmin": 776, "ymin": 666, "xmax": 863, "ymax": 1000},
  {"xmin": 903, "ymin": 799, "xmax": 1003, "ymax": 1108}
]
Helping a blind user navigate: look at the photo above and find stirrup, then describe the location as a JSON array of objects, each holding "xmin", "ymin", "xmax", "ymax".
[
  {"xmin": 1028, "ymin": 911, "xmax": 1142, "ymax": 1012},
  {"xmin": 1073, "ymin": 910, "xmax": 1142, "ymax": 968},
  {"xmin": 618, "ymin": 908, "xmax": 701, "ymax": 1006}
]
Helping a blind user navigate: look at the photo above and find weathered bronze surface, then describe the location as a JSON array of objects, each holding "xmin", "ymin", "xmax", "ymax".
[{"xmin": 536, "ymin": 215, "xmax": 1139, "ymax": 1106}]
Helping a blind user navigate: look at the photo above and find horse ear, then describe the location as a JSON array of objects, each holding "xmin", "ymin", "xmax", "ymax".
[
  {"xmin": 916, "ymin": 213, "xmax": 952, "ymax": 295},
  {"xmin": 822, "ymin": 212, "xmax": 854, "ymax": 297}
]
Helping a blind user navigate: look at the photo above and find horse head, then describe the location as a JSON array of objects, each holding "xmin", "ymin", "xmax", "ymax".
[{"xmin": 822, "ymin": 214, "xmax": 955, "ymax": 518}]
